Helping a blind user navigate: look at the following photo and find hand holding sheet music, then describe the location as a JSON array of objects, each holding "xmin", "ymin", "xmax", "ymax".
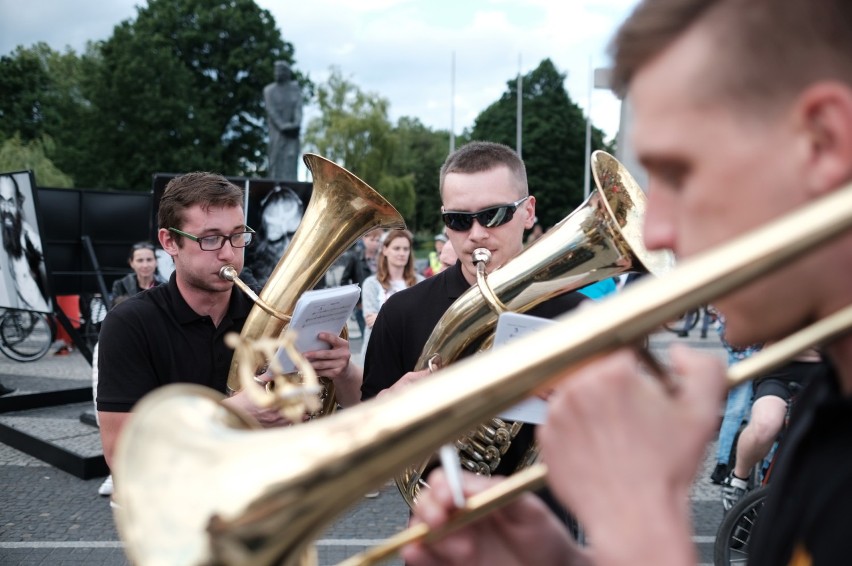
[{"xmin": 274, "ymin": 284, "xmax": 361, "ymax": 373}]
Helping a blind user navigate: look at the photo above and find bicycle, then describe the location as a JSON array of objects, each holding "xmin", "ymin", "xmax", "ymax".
[
  {"xmin": 713, "ymin": 378, "xmax": 804, "ymax": 565},
  {"xmin": 664, "ymin": 304, "xmax": 718, "ymax": 338},
  {"xmin": 0, "ymin": 308, "xmax": 56, "ymax": 362},
  {"xmin": 714, "ymin": 483, "xmax": 769, "ymax": 564}
]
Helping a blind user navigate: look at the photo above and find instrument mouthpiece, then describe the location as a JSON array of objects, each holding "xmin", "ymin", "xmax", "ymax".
[
  {"xmin": 472, "ymin": 248, "xmax": 492, "ymax": 265},
  {"xmin": 219, "ymin": 265, "xmax": 237, "ymax": 281}
]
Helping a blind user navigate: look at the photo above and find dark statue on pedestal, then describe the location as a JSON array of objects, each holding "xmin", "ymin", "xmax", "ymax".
[{"xmin": 264, "ymin": 61, "xmax": 303, "ymax": 181}]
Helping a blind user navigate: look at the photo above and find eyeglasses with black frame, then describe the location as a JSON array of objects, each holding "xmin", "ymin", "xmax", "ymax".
[
  {"xmin": 168, "ymin": 226, "xmax": 256, "ymax": 251},
  {"xmin": 442, "ymin": 196, "xmax": 529, "ymax": 232}
]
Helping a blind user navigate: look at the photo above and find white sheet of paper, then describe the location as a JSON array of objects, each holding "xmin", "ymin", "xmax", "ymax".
[
  {"xmin": 493, "ymin": 312, "xmax": 557, "ymax": 425},
  {"xmin": 274, "ymin": 284, "xmax": 361, "ymax": 373}
]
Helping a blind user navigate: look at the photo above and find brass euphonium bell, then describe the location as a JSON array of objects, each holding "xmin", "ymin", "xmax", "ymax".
[
  {"xmin": 394, "ymin": 150, "xmax": 675, "ymax": 507},
  {"xmin": 225, "ymin": 153, "xmax": 405, "ymax": 413}
]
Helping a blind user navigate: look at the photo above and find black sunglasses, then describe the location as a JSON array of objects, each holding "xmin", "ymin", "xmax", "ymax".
[{"xmin": 442, "ymin": 196, "xmax": 529, "ymax": 232}]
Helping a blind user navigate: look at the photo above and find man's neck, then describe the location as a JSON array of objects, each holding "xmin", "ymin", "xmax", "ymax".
[{"xmin": 176, "ymin": 278, "xmax": 232, "ymax": 327}]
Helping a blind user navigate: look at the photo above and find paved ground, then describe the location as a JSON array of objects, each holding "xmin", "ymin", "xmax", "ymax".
[{"xmin": 0, "ymin": 324, "xmax": 729, "ymax": 565}]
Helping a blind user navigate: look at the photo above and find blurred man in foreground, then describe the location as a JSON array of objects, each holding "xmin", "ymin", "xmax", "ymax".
[{"xmin": 404, "ymin": 0, "xmax": 852, "ymax": 564}]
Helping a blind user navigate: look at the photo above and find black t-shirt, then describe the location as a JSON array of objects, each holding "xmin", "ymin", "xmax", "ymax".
[
  {"xmin": 749, "ymin": 362, "xmax": 852, "ymax": 565},
  {"xmin": 361, "ymin": 260, "xmax": 586, "ymax": 479},
  {"xmin": 97, "ymin": 273, "xmax": 254, "ymax": 412}
]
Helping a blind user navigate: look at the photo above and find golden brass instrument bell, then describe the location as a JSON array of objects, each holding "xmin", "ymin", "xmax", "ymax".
[{"xmin": 224, "ymin": 153, "xmax": 405, "ymax": 413}]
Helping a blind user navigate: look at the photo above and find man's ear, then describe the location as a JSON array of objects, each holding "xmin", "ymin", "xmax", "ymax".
[
  {"xmin": 523, "ymin": 196, "xmax": 537, "ymax": 229},
  {"xmin": 158, "ymin": 228, "xmax": 178, "ymax": 257},
  {"xmin": 799, "ymin": 82, "xmax": 852, "ymax": 196}
]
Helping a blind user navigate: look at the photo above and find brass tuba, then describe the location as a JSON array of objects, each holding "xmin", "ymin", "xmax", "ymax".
[
  {"xmin": 225, "ymin": 153, "xmax": 405, "ymax": 413},
  {"xmin": 394, "ymin": 151, "xmax": 675, "ymax": 507},
  {"xmin": 112, "ymin": 174, "xmax": 852, "ymax": 566}
]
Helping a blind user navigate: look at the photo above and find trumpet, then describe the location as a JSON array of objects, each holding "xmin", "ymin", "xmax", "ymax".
[{"xmin": 112, "ymin": 173, "xmax": 852, "ymax": 566}]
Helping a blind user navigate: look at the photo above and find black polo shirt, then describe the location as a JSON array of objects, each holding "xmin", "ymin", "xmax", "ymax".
[
  {"xmin": 97, "ymin": 273, "xmax": 254, "ymax": 412},
  {"xmin": 361, "ymin": 260, "xmax": 586, "ymax": 479},
  {"xmin": 750, "ymin": 363, "xmax": 852, "ymax": 565}
]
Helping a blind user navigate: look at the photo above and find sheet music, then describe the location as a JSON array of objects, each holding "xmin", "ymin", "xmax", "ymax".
[
  {"xmin": 274, "ymin": 284, "xmax": 361, "ymax": 373},
  {"xmin": 494, "ymin": 312, "xmax": 557, "ymax": 425}
]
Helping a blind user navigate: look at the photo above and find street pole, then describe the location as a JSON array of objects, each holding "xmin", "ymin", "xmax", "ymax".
[
  {"xmin": 450, "ymin": 51, "xmax": 456, "ymax": 154},
  {"xmin": 584, "ymin": 56, "xmax": 593, "ymax": 199},
  {"xmin": 516, "ymin": 54, "xmax": 522, "ymax": 158}
]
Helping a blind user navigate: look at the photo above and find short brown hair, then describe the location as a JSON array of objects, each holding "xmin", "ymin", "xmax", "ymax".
[
  {"xmin": 610, "ymin": 0, "xmax": 852, "ymax": 111},
  {"xmin": 157, "ymin": 172, "xmax": 244, "ymax": 236},
  {"xmin": 439, "ymin": 141, "xmax": 527, "ymax": 199}
]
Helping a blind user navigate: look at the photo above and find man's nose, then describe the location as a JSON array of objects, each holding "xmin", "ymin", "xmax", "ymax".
[
  {"xmin": 218, "ymin": 241, "xmax": 238, "ymax": 259},
  {"xmin": 642, "ymin": 191, "xmax": 676, "ymax": 252},
  {"xmin": 467, "ymin": 219, "xmax": 490, "ymax": 241}
]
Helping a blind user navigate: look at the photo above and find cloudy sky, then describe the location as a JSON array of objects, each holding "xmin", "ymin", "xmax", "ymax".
[{"xmin": 0, "ymin": 0, "xmax": 639, "ymax": 143}]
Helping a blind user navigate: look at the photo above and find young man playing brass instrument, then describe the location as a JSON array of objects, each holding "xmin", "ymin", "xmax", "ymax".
[
  {"xmin": 361, "ymin": 140, "xmax": 586, "ymax": 509},
  {"xmin": 97, "ymin": 172, "xmax": 361, "ymax": 474},
  {"xmin": 404, "ymin": 0, "xmax": 852, "ymax": 564}
]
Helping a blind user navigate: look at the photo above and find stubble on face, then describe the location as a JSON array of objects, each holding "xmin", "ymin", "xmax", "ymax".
[
  {"xmin": 441, "ymin": 166, "xmax": 531, "ymax": 284},
  {"xmin": 172, "ymin": 205, "xmax": 246, "ymax": 296}
]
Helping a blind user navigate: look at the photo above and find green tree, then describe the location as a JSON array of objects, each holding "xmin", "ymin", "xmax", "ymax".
[
  {"xmin": 0, "ymin": 45, "xmax": 53, "ymax": 142},
  {"xmin": 0, "ymin": 43, "xmax": 92, "ymax": 182},
  {"xmin": 387, "ymin": 116, "xmax": 450, "ymax": 236},
  {"xmin": 81, "ymin": 0, "xmax": 292, "ymax": 189},
  {"xmin": 0, "ymin": 134, "xmax": 74, "ymax": 188},
  {"xmin": 304, "ymin": 68, "xmax": 417, "ymax": 220},
  {"xmin": 471, "ymin": 59, "xmax": 612, "ymax": 229},
  {"xmin": 304, "ymin": 68, "xmax": 395, "ymax": 182}
]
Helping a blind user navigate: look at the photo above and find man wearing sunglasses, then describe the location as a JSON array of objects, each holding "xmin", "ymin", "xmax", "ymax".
[
  {"xmin": 96, "ymin": 172, "xmax": 359, "ymax": 476},
  {"xmin": 360, "ymin": 141, "xmax": 586, "ymax": 503}
]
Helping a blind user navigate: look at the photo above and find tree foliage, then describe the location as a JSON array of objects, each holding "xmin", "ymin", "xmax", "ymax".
[
  {"xmin": 471, "ymin": 58, "xmax": 613, "ymax": 230},
  {"xmin": 387, "ymin": 116, "xmax": 450, "ymax": 236},
  {"xmin": 304, "ymin": 68, "xmax": 426, "ymax": 222},
  {"xmin": 0, "ymin": 43, "xmax": 90, "ymax": 185},
  {"xmin": 0, "ymin": 0, "xmax": 299, "ymax": 191},
  {"xmin": 0, "ymin": 134, "xmax": 73, "ymax": 188},
  {"xmin": 303, "ymin": 68, "xmax": 395, "ymax": 183},
  {"xmin": 80, "ymin": 0, "xmax": 291, "ymax": 189}
]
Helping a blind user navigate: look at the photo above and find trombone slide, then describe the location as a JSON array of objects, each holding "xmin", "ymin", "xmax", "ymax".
[{"xmin": 343, "ymin": 302, "xmax": 852, "ymax": 566}]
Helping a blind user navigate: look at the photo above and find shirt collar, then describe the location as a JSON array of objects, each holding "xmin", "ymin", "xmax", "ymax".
[
  {"xmin": 167, "ymin": 271, "xmax": 254, "ymax": 325},
  {"xmin": 446, "ymin": 261, "xmax": 470, "ymax": 300}
]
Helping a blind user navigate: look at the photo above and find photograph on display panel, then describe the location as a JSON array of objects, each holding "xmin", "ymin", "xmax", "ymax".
[
  {"xmin": 0, "ymin": 170, "xmax": 52, "ymax": 313},
  {"xmin": 244, "ymin": 180, "xmax": 312, "ymax": 288}
]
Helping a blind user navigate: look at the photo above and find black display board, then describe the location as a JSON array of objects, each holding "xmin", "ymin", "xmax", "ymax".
[{"xmin": 38, "ymin": 187, "xmax": 153, "ymax": 295}]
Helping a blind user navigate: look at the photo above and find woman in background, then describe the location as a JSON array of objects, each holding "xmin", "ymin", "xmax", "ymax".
[
  {"xmin": 110, "ymin": 242, "xmax": 166, "ymax": 302},
  {"xmin": 361, "ymin": 229, "xmax": 423, "ymax": 351}
]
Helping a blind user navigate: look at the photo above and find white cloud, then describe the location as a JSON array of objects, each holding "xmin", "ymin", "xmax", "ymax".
[
  {"xmin": 0, "ymin": 0, "xmax": 638, "ymax": 141},
  {"xmin": 275, "ymin": 0, "xmax": 638, "ymax": 140}
]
